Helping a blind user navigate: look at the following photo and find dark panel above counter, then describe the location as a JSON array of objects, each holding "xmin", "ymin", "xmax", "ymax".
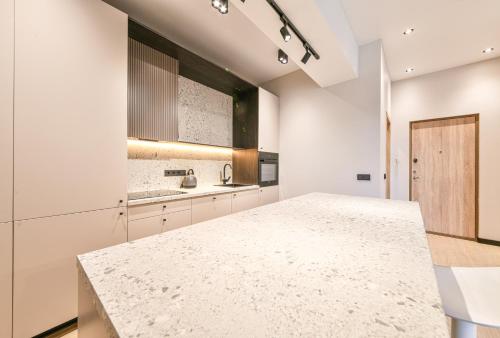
[{"xmin": 128, "ymin": 20, "xmax": 256, "ymax": 97}]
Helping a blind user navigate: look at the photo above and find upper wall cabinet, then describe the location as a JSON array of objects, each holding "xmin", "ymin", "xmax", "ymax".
[
  {"xmin": 128, "ymin": 38, "xmax": 179, "ymax": 142},
  {"xmin": 128, "ymin": 38, "xmax": 233, "ymax": 147},
  {"xmin": 233, "ymin": 88, "xmax": 259, "ymax": 149},
  {"xmin": 128, "ymin": 21, "xmax": 257, "ymax": 149},
  {"xmin": 0, "ymin": 0, "xmax": 13, "ymax": 223},
  {"xmin": 178, "ymin": 76, "xmax": 233, "ymax": 147},
  {"xmin": 14, "ymin": 0, "xmax": 128, "ymax": 220},
  {"xmin": 258, "ymin": 88, "xmax": 280, "ymax": 153}
]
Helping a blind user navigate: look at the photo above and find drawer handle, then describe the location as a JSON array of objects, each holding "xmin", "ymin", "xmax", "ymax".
[
  {"xmin": 212, "ymin": 197, "xmax": 217, "ymax": 200},
  {"xmin": 163, "ymin": 218, "xmax": 167, "ymax": 222},
  {"xmin": 163, "ymin": 205, "xmax": 167, "ymax": 209},
  {"xmin": 119, "ymin": 199, "xmax": 124, "ymax": 204},
  {"xmin": 119, "ymin": 212, "xmax": 124, "ymax": 216},
  {"xmin": 233, "ymin": 194, "xmax": 237, "ymax": 197}
]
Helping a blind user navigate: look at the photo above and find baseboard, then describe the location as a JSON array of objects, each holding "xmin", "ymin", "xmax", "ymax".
[
  {"xmin": 478, "ymin": 238, "xmax": 500, "ymax": 247},
  {"xmin": 426, "ymin": 231, "xmax": 476, "ymax": 242},
  {"xmin": 33, "ymin": 318, "xmax": 77, "ymax": 338}
]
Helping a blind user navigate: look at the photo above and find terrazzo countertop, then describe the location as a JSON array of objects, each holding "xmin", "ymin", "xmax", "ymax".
[
  {"xmin": 78, "ymin": 193, "xmax": 448, "ymax": 337},
  {"xmin": 127, "ymin": 184, "xmax": 260, "ymax": 206}
]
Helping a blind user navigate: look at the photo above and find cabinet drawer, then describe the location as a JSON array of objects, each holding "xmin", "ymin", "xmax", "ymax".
[
  {"xmin": 232, "ymin": 189, "xmax": 260, "ymax": 213},
  {"xmin": 128, "ymin": 203, "xmax": 164, "ymax": 221},
  {"xmin": 165, "ymin": 199, "xmax": 191, "ymax": 214},
  {"xmin": 128, "ymin": 198, "xmax": 191, "ymax": 221},
  {"xmin": 128, "ymin": 215, "xmax": 163, "ymax": 241},
  {"xmin": 191, "ymin": 193, "xmax": 232, "ymax": 224},
  {"xmin": 163, "ymin": 209, "xmax": 191, "ymax": 232}
]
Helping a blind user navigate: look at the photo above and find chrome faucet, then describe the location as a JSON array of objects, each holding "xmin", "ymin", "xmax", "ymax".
[{"xmin": 221, "ymin": 163, "xmax": 232, "ymax": 185}]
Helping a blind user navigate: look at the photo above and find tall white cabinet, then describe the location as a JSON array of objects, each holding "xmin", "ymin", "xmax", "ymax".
[
  {"xmin": 14, "ymin": 0, "xmax": 128, "ymax": 220},
  {"xmin": 0, "ymin": 0, "xmax": 14, "ymax": 223},
  {"xmin": 12, "ymin": 0, "xmax": 128, "ymax": 337},
  {"xmin": 0, "ymin": 0, "xmax": 14, "ymax": 337},
  {"xmin": 0, "ymin": 222, "xmax": 12, "ymax": 338},
  {"xmin": 13, "ymin": 209, "xmax": 127, "ymax": 338},
  {"xmin": 258, "ymin": 88, "xmax": 280, "ymax": 153}
]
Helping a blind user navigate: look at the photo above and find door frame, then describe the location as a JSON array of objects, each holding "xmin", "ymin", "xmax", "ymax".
[
  {"xmin": 408, "ymin": 113, "xmax": 479, "ymax": 240},
  {"xmin": 386, "ymin": 113, "xmax": 391, "ymax": 199}
]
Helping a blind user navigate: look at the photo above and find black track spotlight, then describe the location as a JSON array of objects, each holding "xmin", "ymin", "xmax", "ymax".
[
  {"xmin": 280, "ymin": 18, "xmax": 291, "ymax": 42},
  {"xmin": 301, "ymin": 46, "xmax": 312, "ymax": 64},
  {"xmin": 278, "ymin": 49, "xmax": 288, "ymax": 64},
  {"xmin": 212, "ymin": 0, "xmax": 228, "ymax": 14}
]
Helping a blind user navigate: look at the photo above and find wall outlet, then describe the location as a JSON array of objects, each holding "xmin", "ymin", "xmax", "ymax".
[
  {"xmin": 164, "ymin": 170, "xmax": 187, "ymax": 177},
  {"xmin": 357, "ymin": 174, "xmax": 371, "ymax": 181}
]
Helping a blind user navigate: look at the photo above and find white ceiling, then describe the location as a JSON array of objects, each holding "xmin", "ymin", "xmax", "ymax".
[
  {"xmin": 341, "ymin": 0, "xmax": 500, "ymax": 81},
  {"xmin": 104, "ymin": 0, "xmax": 299, "ymax": 85}
]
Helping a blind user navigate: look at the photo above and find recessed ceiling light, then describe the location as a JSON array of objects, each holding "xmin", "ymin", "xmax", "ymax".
[
  {"xmin": 482, "ymin": 47, "xmax": 495, "ymax": 54},
  {"xmin": 405, "ymin": 67, "xmax": 415, "ymax": 73},
  {"xmin": 403, "ymin": 28, "xmax": 415, "ymax": 35}
]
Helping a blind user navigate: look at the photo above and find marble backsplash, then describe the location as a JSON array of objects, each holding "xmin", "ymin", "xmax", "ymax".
[{"xmin": 128, "ymin": 159, "xmax": 232, "ymax": 192}]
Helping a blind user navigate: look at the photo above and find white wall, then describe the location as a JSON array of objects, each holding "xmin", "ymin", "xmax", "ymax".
[
  {"xmin": 263, "ymin": 41, "xmax": 384, "ymax": 200},
  {"xmin": 391, "ymin": 57, "xmax": 500, "ymax": 241},
  {"xmin": 380, "ymin": 47, "xmax": 392, "ymax": 197}
]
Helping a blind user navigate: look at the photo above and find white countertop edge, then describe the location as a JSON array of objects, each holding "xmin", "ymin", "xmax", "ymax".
[{"xmin": 127, "ymin": 185, "xmax": 261, "ymax": 206}]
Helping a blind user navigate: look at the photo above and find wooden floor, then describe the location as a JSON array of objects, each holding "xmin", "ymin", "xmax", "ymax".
[
  {"xmin": 427, "ymin": 234, "xmax": 500, "ymax": 338},
  {"xmin": 60, "ymin": 234, "xmax": 500, "ymax": 338}
]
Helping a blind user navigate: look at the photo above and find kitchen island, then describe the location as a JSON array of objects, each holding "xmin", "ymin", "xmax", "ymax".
[{"xmin": 77, "ymin": 193, "xmax": 448, "ymax": 337}]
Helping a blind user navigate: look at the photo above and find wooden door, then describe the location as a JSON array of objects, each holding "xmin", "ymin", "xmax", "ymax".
[
  {"xmin": 13, "ymin": 207, "xmax": 127, "ymax": 338},
  {"xmin": 14, "ymin": 0, "xmax": 128, "ymax": 220},
  {"xmin": 411, "ymin": 116, "xmax": 477, "ymax": 239},
  {"xmin": 386, "ymin": 115, "xmax": 391, "ymax": 199}
]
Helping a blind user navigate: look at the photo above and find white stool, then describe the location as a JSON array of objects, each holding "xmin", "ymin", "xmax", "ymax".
[{"xmin": 434, "ymin": 265, "xmax": 500, "ymax": 338}]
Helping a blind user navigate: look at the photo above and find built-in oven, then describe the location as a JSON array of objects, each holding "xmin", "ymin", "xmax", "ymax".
[{"xmin": 258, "ymin": 152, "xmax": 279, "ymax": 187}]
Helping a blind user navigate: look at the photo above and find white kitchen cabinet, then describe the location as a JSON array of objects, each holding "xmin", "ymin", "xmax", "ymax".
[
  {"xmin": 128, "ymin": 215, "xmax": 164, "ymax": 241},
  {"xmin": 258, "ymin": 88, "xmax": 280, "ymax": 153},
  {"xmin": 13, "ymin": 207, "xmax": 127, "ymax": 338},
  {"xmin": 231, "ymin": 189, "xmax": 260, "ymax": 213},
  {"xmin": 192, "ymin": 193, "xmax": 232, "ymax": 224},
  {"xmin": 0, "ymin": 222, "xmax": 12, "ymax": 338},
  {"xmin": 259, "ymin": 186, "xmax": 280, "ymax": 206},
  {"xmin": 163, "ymin": 209, "xmax": 192, "ymax": 232},
  {"xmin": 0, "ymin": 0, "xmax": 14, "ymax": 223},
  {"xmin": 128, "ymin": 200, "xmax": 192, "ymax": 241},
  {"xmin": 14, "ymin": 0, "xmax": 128, "ymax": 220},
  {"xmin": 128, "ymin": 199, "xmax": 191, "ymax": 221}
]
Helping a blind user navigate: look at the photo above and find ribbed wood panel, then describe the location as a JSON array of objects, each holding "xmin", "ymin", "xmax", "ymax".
[{"xmin": 128, "ymin": 38, "xmax": 179, "ymax": 141}]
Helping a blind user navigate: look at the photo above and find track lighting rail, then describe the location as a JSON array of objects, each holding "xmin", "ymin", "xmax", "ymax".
[{"xmin": 266, "ymin": 0, "xmax": 320, "ymax": 61}]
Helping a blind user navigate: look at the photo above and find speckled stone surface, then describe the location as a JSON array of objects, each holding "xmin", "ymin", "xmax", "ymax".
[
  {"xmin": 128, "ymin": 159, "xmax": 232, "ymax": 193},
  {"xmin": 78, "ymin": 193, "xmax": 448, "ymax": 337},
  {"xmin": 178, "ymin": 76, "xmax": 233, "ymax": 147},
  {"xmin": 127, "ymin": 184, "xmax": 260, "ymax": 206}
]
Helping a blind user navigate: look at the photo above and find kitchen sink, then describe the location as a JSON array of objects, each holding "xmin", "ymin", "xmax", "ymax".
[{"xmin": 213, "ymin": 184, "xmax": 251, "ymax": 188}]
